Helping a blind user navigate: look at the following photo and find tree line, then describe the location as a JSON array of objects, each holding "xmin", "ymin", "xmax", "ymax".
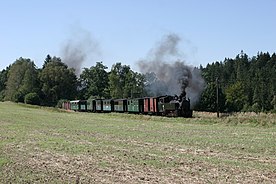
[
  {"xmin": 195, "ymin": 51, "xmax": 276, "ymax": 113},
  {"xmin": 0, "ymin": 51, "xmax": 275, "ymax": 112},
  {"xmin": 0, "ymin": 55, "xmax": 145, "ymax": 106}
]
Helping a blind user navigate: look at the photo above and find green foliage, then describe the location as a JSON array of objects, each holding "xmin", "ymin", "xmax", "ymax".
[
  {"xmin": 14, "ymin": 91, "xmax": 24, "ymax": 103},
  {"xmin": 108, "ymin": 63, "xmax": 127, "ymax": 98},
  {"xmin": 4, "ymin": 58, "xmax": 39, "ymax": 102},
  {"xmin": 0, "ymin": 91, "xmax": 4, "ymax": 102},
  {"xmin": 198, "ymin": 51, "xmax": 276, "ymax": 113},
  {"xmin": 0, "ymin": 67, "xmax": 10, "ymax": 101},
  {"xmin": 131, "ymin": 72, "xmax": 146, "ymax": 97},
  {"xmin": 195, "ymin": 82, "xmax": 225, "ymax": 112},
  {"xmin": 24, "ymin": 92, "xmax": 40, "ymax": 105},
  {"xmin": 225, "ymin": 81, "xmax": 248, "ymax": 112},
  {"xmin": 271, "ymin": 95, "xmax": 276, "ymax": 112},
  {"xmin": 79, "ymin": 62, "xmax": 109, "ymax": 99},
  {"xmin": 39, "ymin": 56, "xmax": 77, "ymax": 106},
  {"xmin": 42, "ymin": 54, "xmax": 52, "ymax": 69},
  {"xmin": 109, "ymin": 62, "xmax": 145, "ymax": 98}
]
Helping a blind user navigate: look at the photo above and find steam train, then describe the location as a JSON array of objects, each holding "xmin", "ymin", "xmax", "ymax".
[{"xmin": 62, "ymin": 95, "xmax": 193, "ymax": 118}]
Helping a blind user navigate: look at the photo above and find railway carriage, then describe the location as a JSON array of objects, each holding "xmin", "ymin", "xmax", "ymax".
[
  {"xmin": 102, "ymin": 99, "xmax": 114, "ymax": 112},
  {"xmin": 127, "ymin": 98, "xmax": 144, "ymax": 113},
  {"xmin": 114, "ymin": 99, "xmax": 127, "ymax": 112},
  {"xmin": 95, "ymin": 99, "xmax": 103, "ymax": 112},
  {"xmin": 144, "ymin": 97, "xmax": 158, "ymax": 114},
  {"xmin": 70, "ymin": 100, "xmax": 87, "ymax": 111},
  {"xmin": 87, "ymin": 99, "xmax": 96, "ymax": 112},
  {"xmin": 62, "ymin": 101, "xmax": 71, "ymax": 110}
]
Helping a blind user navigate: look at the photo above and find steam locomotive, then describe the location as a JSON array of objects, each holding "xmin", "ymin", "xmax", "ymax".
[{"xmin": 62, "ymin": 95, "xmax": 192, "ymax": 118}]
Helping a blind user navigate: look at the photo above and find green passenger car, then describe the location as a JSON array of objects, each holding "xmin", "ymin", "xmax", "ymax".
[
  {"xmin": 102, "ymin": 99, "xmax": 114, "ymax": 112},
  {"xmin": 87, "ymin": 99, "xmax": 96, "ymax": 112},
  {"xmin": 127, "ymin": 98, "xmax": 144, "ymax": 113},
  {"xmin": 70, "ymin": 100, "xmax": 87, "ymax": 111},
  {"xmin": 95, "ymin": 99, "xmax": 103, "ymax": 112}
]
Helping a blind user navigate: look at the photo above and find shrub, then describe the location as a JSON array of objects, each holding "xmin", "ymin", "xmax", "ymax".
[
  {"xmin": 24, "ymin": 92, "xmax": 40, "ymax": 105},
  {"xmin": 14, "ymin": 91, "xmax": 24, "ymax": 103}
]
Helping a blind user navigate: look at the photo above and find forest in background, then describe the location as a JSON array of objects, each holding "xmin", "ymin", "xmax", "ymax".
[
  {"xmin": 196, "ymin": 51, "xmax": 276, "ymax": 113},
  {"xmin": 0, "ymin": 51, "xmax": 275, "ymax": 113}
]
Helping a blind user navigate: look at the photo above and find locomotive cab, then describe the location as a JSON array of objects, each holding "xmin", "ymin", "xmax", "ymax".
[{"xmin": 158, "ymin": 95, "xmax": 179, "ymax": 117}]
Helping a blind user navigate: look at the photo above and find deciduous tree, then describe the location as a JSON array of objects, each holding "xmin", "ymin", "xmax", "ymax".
[
  {"xmin": 109, "ymin": 63, "xmax": 145, "ymax": 98},
  {"xmin": 39, "ymin": 56, "xmax": 77, "ymax": 106},
  {"xmin": 4, "ymin": 58, "xmax": 39, "ymax": 102},
  {"xmin": 79, "ymin": 62, "xmax": 109, "ymax": 99}
]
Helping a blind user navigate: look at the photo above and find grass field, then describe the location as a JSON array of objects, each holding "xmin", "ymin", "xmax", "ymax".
[{"xmin": 0, "ymin": 102, "xmax": 275, "ymax": 183}]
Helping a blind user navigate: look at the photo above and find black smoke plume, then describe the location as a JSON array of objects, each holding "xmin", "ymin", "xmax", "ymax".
[
  {"xmin": 138, "ymin": 34, "xmax": 205, "ymax": 107},
  {"xmin": 61, "ymin": 27, "xmax": 101, "ymax": 75}
]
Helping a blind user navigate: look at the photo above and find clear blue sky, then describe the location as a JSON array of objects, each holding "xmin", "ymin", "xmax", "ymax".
[{"xmin": 1, "ymin": 0, "xmax": 276, "ymax": 71}]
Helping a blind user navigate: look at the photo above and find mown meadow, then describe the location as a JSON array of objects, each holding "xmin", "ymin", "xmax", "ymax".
[{"xmin": 0, "ymin": 102, "xmax": 275, "ymax": 183}]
